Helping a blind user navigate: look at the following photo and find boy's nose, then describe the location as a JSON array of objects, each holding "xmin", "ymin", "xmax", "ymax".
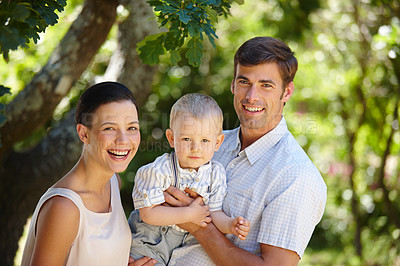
[{"xmin": 191, "ymin": 141, "xmax": 201, "ymax": 151}]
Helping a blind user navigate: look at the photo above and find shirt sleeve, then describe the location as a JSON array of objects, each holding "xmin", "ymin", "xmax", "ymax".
[
  {"xmin": 131, "ymin": 154, "xmax": 173, "ymax": 209},
  {"xmin": 257, "ymin": 162, "xmax": 327, "ymax": 258},
  {"xmin": 208, "ymin": 161, "xmax": 228, "ymax": 212}
]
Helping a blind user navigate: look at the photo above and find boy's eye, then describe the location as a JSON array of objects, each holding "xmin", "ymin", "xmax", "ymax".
[{"xmin": 201, "ymin": 139, "xmax": 210, "ymax": 143}]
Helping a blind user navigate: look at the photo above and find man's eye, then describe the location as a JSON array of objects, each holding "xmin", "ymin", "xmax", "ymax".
[
  {"xmin": 183, "ymin": 138, "xmax": 190, "ymax": 141},
  {"xmin": 128, "ymin": 127, "xmax": 138, "ymax": 131},
  {"xmin": 238, "ymin": 80, "xmax": 249, "ymax": 85},
  {"xmin": 104, "ymin": 127, "xmax": 114, "ymax": 131},
  {"xmin": 202, "ymin": 139, "xmax": 210, "ymax": 143},
  {"xmin": 262, "ymin": 84, "xmax": 273, "ymax": 88}
]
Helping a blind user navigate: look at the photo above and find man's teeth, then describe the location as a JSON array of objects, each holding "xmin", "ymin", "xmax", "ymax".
[
  {"xmin": 109, "ymin": 150, "xmax": 129, "ymax": 156},
  {"xmin": 245, "ymin": 106, "xmax": 263, "ymax": 112}
]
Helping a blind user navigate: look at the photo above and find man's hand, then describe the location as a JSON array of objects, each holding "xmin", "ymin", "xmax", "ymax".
[
  {"xmin": 163, "ymin": 186, "xmax": 199, "ymax": 207},
  {"xmin": 128, "ymin": 256, "xmax": 157, "ymax": 266}
]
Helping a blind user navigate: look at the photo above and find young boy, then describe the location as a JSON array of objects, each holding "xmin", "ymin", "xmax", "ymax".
[{"xmin": 128, "ymin": 93, "xmax": 250, "ymax": 265}]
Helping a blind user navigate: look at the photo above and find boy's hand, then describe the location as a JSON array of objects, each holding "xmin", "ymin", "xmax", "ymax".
[
  {"xmin": 230, "ymin": 216, "xmax": 250, "ymax": 240},
  {"xmin": 187, "ymin": 197, "xmax": 212, "ymax": 227}
]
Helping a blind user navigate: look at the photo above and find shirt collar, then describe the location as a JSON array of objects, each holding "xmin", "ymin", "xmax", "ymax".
[{"xmin": 242, "ymin": 116, "xmax": 288, "ymax": 165}]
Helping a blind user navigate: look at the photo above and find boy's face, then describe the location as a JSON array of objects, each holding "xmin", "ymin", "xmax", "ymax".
[{"xmin": 166, "ymin": 114, "xmax": 224, "ymax": 171}]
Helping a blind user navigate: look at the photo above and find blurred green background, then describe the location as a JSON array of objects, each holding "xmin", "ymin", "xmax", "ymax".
[{"xmin": 1, "ymin": 0, "xmax": 399, "ymax": 265}]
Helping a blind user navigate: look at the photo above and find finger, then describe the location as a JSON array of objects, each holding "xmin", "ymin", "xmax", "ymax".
[
  {"xmin": 193, "ymin": 196, "xmax": 205, "ymax": 206},
  {"xmin": 235, "ymin": 227, "xmax": 249, "ymax": 237},
  {"xmin": 163, "ymin": 192, "xmax": 184, "ymax": 207},
  {"xmin": 129, "ymin": 256, "xmax": 157, "ymax": 266},
  {"xmin": 204, "ymin": 216, "xmax": 212, "ymax": 223},
  {"xmin": 238, "ymin": 234, "xmax": 246, "ymax": 240},
  {"xmin": 166, "ymin": 186, "xmax": 193, "ymax": 205},
  {"xmin": 237, "ymin": 224, "xmax": 250, "ymax": 232},
  {"xmin": 184, "ymin": 187, "xmax": 200, "ymax": 198}
]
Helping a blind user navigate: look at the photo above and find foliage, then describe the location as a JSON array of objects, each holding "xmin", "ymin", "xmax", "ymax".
[
  {"xmin": 2, "ymin": 0, "xmax": 400, "ymax": 265},
  {"xmin": 137, "ymin": 0, "xmax": 243, "ymax": 67},
  {"xmin": 0, "ymin": 0, "xmax": 67, "ymax": 61}
]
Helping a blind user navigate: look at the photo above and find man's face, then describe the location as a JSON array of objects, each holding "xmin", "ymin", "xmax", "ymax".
[{"xmin": 231, "ymin": 62, "xmax": 293, "ymax": 135}]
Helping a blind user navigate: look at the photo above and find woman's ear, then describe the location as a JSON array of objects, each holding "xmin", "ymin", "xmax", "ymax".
[
  {"xmin": 165, "ymin": 129, "xmax": 175, "ymax": 148},
  {"xmin": 76, "ymin": 124, "xmax": 89, "ymax": 144}
]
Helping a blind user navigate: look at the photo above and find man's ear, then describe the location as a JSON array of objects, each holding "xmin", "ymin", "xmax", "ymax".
[
  {"xmin": 282, "ymin": 81, "xmax": 294, "ymax": 103},
  {"xmin": 165, "ymin": 129, "xmax": 175, "ymax": 148},
  {"xmin": 214, "ymin": 134, "xmax": 225, "ymax": 151},
  {"xmin": 230, "ymin": 80, "xmax": 235, "ymax": 94},
  {"xmin": 77, "ymin": 124, "xmax": 89, "ymax": 144}
]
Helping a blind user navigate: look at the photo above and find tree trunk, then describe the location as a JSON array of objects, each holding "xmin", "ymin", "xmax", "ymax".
[
  {"xmin": 0, "ymin": 0, "xmax": 118, "ymax": 264},
  {"xmin": 102, "ymin": 0, "xmax": 159, "ymax": 211}
]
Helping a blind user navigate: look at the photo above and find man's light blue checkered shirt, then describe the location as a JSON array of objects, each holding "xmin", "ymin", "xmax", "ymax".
[{"xmin": 169, "ymin": 117, "xmax": 327, "ymax": 265}]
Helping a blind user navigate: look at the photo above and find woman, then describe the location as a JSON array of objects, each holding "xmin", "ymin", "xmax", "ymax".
[{"xmin": 21, "ymin": 82, "xmax": 156, "ymax": 266}]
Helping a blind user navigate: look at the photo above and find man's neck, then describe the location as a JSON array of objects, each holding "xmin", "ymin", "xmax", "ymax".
[{"xmin": 239, "ymin": 117, "xmax": 282, "ymax": 150}]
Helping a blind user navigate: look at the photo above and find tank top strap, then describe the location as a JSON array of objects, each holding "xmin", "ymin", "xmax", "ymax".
[{"xmin": 39, "ymin": 187, "xmax": 86, "ymax": 212}]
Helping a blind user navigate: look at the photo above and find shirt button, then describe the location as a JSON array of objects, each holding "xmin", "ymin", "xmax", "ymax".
[
  {"xmin": 161, "ymin": 227, "xmax": 166, "ymax": 232},
  {"xmin": 189, "ymin": 169, "xmax": 193, "ymax": 172},
  {"xmin": 192, "ymin": 188, "xmax": 196, "ymax": 192},
  {"xmin": 195, "ymin": 178, "xmax": 199, "ymax": 182},
  {"xmin": 143, "ymin": 194, "xmax": 148, "ymax": 198}
]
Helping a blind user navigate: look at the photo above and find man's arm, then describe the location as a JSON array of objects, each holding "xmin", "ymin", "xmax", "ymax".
[{"xmin": 165, "ymin": 187, "xmax": 300, "ymax": 266}]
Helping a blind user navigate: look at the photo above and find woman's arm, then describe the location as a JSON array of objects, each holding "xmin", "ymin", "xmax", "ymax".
[
  {"xmin": 139, "ymin": 197, "xmax": 211, "ymax": 227},
  {"xmin": 30, "ymin": 196, "xmax": 79, "ymax": 266}
]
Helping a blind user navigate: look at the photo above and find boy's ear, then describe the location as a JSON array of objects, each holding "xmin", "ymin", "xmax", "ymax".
[
  {"xmin": 165, "ymin": 129, "xmax": 175, "ymax": 148},
  {"xmin": 214, "ymin": 134, "xmax": 225, "ymax": 151},
  {"xmin": 77, "ymin": 124, "xmax": 89, "ymax": 144}
]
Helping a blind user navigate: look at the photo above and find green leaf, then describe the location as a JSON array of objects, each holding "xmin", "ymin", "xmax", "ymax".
[
  {"xmin": 137, "ymin": 33, "xmax": 166, "ymax": 65},
  {"xmin": 13, "ymin": 4, "xmax": 30, "ymax": 22},
  {"xmin": 201, "ymin": 23, "xmax": 217, "ymax": 47},
  {"xmin": 164, "ymin": 30, "xmax": 183, "ymax": 50},
  {"xmin": 154, "ymin": 5, "xmax": 178, "ymax": 14},
  {"xmin": 0, "ymin": 85, "xmax": 11, "ymax": 96},
  {"xmin": 185, "ymin": 37, "xmax": 203, "ymax": 67},
  {"xmin": 177, "ymin": 9, "xmax": 191, "ymax": 24},
  {"xmin": 169, "ymin": 49, "xmax": 182, "ymax": 65},
  {"xmin": 187, "ymin": 20, "xmax": 202, "ymax": 38}
]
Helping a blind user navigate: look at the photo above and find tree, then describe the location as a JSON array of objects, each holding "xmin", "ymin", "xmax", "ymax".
[{"xmin": 0, "ymin": 0, "xmax": 237, "ymax": 264}]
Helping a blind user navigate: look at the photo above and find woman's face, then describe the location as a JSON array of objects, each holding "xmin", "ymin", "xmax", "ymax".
[{"xmin": 79, "ymin": 100, "xmax": 140, "ymax": 174}]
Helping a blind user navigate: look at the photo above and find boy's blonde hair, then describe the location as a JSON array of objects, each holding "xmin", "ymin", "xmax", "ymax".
[{"xmin": 170, "ymin": 93, "xmax": 223, "ymax": 134}]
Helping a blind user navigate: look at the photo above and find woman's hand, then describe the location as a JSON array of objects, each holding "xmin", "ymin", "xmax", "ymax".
[{"xmin": 128, "ymin": 256, "xmax": 157, "ymax": 266}]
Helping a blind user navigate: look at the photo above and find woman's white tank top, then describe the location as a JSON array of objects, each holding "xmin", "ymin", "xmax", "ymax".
[{"xmin": 21, "ymin": 174, "xmax": 131, "ymax": 266}]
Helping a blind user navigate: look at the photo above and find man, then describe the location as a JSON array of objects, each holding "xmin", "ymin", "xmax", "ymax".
[{"xmin": 165, "ymin": 36, "xmax": 327, "ymax": 265}]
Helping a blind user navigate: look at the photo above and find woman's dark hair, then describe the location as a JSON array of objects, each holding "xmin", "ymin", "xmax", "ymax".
[
  {"xmin": 75, "ymin": 81, "xmax": 138, "ymax": 127},
  {"xmin": 234, "ymin": 36, "xmax": 298, "ymax": 87}
]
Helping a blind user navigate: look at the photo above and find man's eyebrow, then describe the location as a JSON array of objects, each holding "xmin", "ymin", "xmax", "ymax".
[
  {"xmin": 236, "ymin": 75, "xmax": 249, "ymax": 80},
  {"xmin": 259, "ymin": 79, "xmax": 276, "ymax": 86}
]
